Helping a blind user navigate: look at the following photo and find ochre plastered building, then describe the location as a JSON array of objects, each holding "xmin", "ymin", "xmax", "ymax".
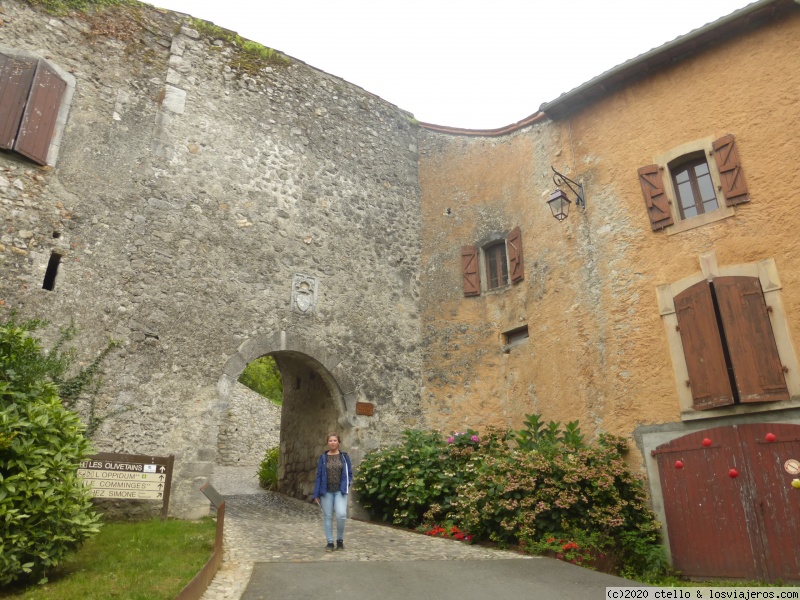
[
  {"xmin": 2, "ymin": 0, "xmax": 799, "ymax": 581},
  {"xmin": 419, "ymin": 0, "xmax": 800, "ymax": 581},
  {"xmin": 421, "ymin": 0, "xmax": 800, "ymax": 430}
]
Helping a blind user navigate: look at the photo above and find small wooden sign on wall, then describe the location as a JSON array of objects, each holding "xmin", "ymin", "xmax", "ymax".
[{"xmin": 355, "ymin": 402, "xmax": 374, "ymax": 416}]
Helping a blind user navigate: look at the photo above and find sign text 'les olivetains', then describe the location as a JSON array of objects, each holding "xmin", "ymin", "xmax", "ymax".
[{"xmin": 78, "ymin": 453, "xmax": 174, "ymax": 507}]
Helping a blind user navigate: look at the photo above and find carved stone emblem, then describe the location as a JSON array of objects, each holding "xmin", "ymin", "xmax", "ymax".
[{"xmin": 292, "ymin": 273, "xmax": 318, "ymax": 314}]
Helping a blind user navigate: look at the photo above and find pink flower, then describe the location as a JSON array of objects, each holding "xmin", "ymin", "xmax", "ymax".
[
  {"xmin": 471, "ymin": 435, "xmax": 480, "ymax": 442},
  {"xmin": 447, "ymin": 437, "xmax": 454, "ymax": 444}
]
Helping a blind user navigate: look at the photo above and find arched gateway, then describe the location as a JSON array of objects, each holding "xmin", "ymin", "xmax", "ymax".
[{"xmin": 217, "ymin": 331, "xmax": 358, "ymax": 499}]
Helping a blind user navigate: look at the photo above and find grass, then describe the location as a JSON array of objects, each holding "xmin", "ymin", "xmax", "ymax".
[
  {"xmin": 190, "ymin": 17, "xmax": 291, "ymax": 73},
  {"xmin": 0, "ymin": 518, "xmax": 216, "ymax": 600},
  {"xmin": 644, "ymin": 576, "xmax": 794, "ymax": 587},
  {"xmin": 22, "ymin": 0, "xmax": 141, "ymax": 15}
]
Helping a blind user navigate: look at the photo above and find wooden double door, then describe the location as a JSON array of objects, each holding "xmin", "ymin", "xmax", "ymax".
[{"xmin": 653, "ymin": 423, "xmax": 800, "ymax": 582}]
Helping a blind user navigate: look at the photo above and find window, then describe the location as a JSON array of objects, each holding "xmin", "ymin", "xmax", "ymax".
[
  {"xmin": 657, "ymin": 254, "xmax": 800, "ymax": 419},
  {"xmin": 461, "ymin": 226, "xmax": 524, "ymax": 296},
  {"xmin": 0, "ymin": 49, "xmax": 74, "ymax": 166},
  {"xmin": 638, "ymin": 134, "xmax": 749, "ymax": 233},
  {"xmin": 502, "ymin": 325, "xmax": 529, "ymax": 352},
  {"xmin": 42, "ymin": 252, "xmax": 62, "ymax": 291},
  {"xmin": 671, "ymin": 155, "xmax": 718, "ymax": 219},
  {"xmin": 674, "ymin": 276, "xmax": 787, "ymax": 410},
  {"xmin": 484, "ymin": 242, "xmax": 508, "ymax": 290}
]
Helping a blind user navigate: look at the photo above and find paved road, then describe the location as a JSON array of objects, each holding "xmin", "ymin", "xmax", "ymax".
[{"xmin": 201, "ymin": 466, "xmax": 642, "ymax": 600}]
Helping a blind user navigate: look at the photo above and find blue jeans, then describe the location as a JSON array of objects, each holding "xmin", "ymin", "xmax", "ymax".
[{"xmin": 320, "ymin": 491, "xmax": 347, "ymax": 543}]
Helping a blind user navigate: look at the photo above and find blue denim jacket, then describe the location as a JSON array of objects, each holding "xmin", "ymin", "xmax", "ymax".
[{"xmin": 312, "ymin": 452, "xmax": 352, "ymax": 499}]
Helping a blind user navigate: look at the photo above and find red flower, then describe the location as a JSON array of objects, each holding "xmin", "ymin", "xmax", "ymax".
[
  {"xmin": 556, "ymin": 553, "xmax": 564, "ymax": 560},
  {"xmin": 547, "ymin": 537, "xmax": 555, "ymax": 543},
  {"xmin": 562, "ymin": 542, "xmax": 578, "ymax": 551}
]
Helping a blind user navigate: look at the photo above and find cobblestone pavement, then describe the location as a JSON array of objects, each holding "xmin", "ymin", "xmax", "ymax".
[{"xmin": 200, "ymin": 467, "xmax": 528, "ymax": 600}]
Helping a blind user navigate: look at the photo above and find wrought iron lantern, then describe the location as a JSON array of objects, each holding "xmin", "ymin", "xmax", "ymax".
[
  {"xmin": 547, "ymin": 189, "xmax": 571, "ymax": 221},
  {"xmin": 547, "ymin": 166, "xmax": 585, "ymax": 221}
]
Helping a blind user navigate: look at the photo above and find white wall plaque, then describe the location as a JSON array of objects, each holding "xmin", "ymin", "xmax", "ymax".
[{"xmin": 291, "ymin": 273, "xmax": 318, "ymax": 314}]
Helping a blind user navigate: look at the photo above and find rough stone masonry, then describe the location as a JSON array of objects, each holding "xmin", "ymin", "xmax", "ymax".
[{"xmin": 0, "ymin": 1, "xmax": 424, "ymax": 517}]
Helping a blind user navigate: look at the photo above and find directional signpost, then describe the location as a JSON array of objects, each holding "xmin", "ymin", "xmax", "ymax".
[{"xmin": 78, "ymin": 453, "xmax": 175, "ymax": 519}]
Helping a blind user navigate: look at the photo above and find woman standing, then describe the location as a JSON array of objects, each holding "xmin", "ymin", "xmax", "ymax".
[{"xmin": 312, "ymin": 432, "xmax": 353, "ymax": 551}]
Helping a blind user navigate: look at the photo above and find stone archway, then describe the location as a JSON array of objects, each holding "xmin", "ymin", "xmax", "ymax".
[{"xmin": 217, "ymin": 332, "xmax": 357, "ymax": 500}]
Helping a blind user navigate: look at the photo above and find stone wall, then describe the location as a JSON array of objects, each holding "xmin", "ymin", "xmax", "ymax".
[
  {"xmin": 0, "ymin": 1, "xmax": 423, "ymax": 517},
  {"xmin": 216, "ymin": 382, "xmax": 280, "ymax": 466}
]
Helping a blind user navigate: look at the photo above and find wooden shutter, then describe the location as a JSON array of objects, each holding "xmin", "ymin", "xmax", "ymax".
[
  {"xmin": 713, "ymin": 276, "xmax": 788, "ymax": 403},
  {"xmin": 638, "ymin": 164, "xmax": 674, "ymax": 230},
  {"xmin": 674, "ymin": 280, "xmax": 734, "ymax": 410},
  {"xmin": 461, "ymin": 245, "xmax": 480, "ymax": 297},
  {"xmin": 507, "ymin": 226, "xmax": 524, "ymax": 284},
  {"xmin": 0, "ymin": 54, "xmax": 37, "ymax": 150},
  {"xmin": 14, "ymin": 60, "xmax": 66, "ymax": 165},
  {"xmin": 712, "ymin": 134, "xmax": 749, "ymax": 206}
]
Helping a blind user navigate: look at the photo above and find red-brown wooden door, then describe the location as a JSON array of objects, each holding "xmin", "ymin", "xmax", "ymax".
[
  {"xmin": 653, "ymin": 424, "xmax": 800, "ymax": 582},
  {"xmin": 737, "ymin": 423, "xmax": 800, "ymax": 582}
]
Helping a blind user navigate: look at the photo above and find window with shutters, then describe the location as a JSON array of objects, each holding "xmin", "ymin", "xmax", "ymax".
[
  {"xmin": 675, "ymin": 276, "xmax": 788, "ymax": 410},
  {"xmin": 657, "ymin": 255, "xmax": 800, "ymax": 420},
  {"xmin": 639, "ymin": 135, "xmax": 748, "ymax": 235},
  {"xmin": 461, "ymin": 226, "xmax": 524, "ymax": 297},
  {"xmin": 0, "ymin": 48, "xmax": 74, "ymax": 166}
]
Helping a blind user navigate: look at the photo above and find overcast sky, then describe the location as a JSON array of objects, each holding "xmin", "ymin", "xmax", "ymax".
[{"xmin": 151, "ymin": 0, "xmax": 754, "ymax": 129}]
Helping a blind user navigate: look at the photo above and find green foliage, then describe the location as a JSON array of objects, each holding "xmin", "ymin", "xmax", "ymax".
[
  {"xmin": 44, "ymin": 323, "xmax": 122, "ymax": 437},
  {"xmin": 238, "ymin": 356, "xmax": 282, "ymax": 406},
  {"xmin": 513, "ymin": 413, "xmax": 584, "ymax": 452},
  {"xmin": 352, "ymin": 428, "xmax": 503, "ymax": 528},
  {"xmin": 524, "ymin": 529, "xmax": 613, "ymax": 569},
  {"xmin": 454, "ymin": 431, "xmax": 665, "ymax": 578},
  {"xmin": 353, "ymin": 429, "xmax": 445, "ymax": 526},
  {"xmin": 0, "ymin": 317, "xmax": 102, "ymax": 586},
  {"xmin": 22, "ymin": 0, "xmax": 140, "ymax": 15},
  {"xmin": 190, "ymin": 18, "xmax": 290, "ymax": 73},
  {"xmin": 258, "ymin": 446, "xmax": 280, "ymax": 490},
  {"xmin": 353, "ymin": 417, "xmax": 667, "ymax": 580}
]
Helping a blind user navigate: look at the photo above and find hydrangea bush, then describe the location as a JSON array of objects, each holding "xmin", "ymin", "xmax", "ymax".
[
  {"xmin": 352, "ymin": 428, "xmax": 501, "ymax": 527},
  {"xmin": 353, "ymin": 416, "xmax": 667, "ymax": 579}
]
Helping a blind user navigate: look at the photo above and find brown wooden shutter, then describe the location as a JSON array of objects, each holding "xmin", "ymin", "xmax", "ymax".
[
  {"xmin": 507, "ymin": 226, "xmax": 524, "ymax": 284},
  {"xmin": 0, "ymin": 54, "xmax": 37, "ymax": 150},
  {"xmin": 638, "ymin": 164, "xmax": 674, "ymax": 230},
  {"xmin": 713, "ymin": 276, "xmax": 788, "ymax": 403},
  {"xmin": 14, "ymin": 60, "xmax": 66, "ymax": 165},
  {"xmin": 712, "ymin": 134, "xmax": 749, "ymax": 206},
  {"xmin": 461, "ymin": 245, "xmax": 480, "ymax": 297},
  {"xmin": 674, "ymin": 280, "xmax": 734, "ymax": 410}
]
